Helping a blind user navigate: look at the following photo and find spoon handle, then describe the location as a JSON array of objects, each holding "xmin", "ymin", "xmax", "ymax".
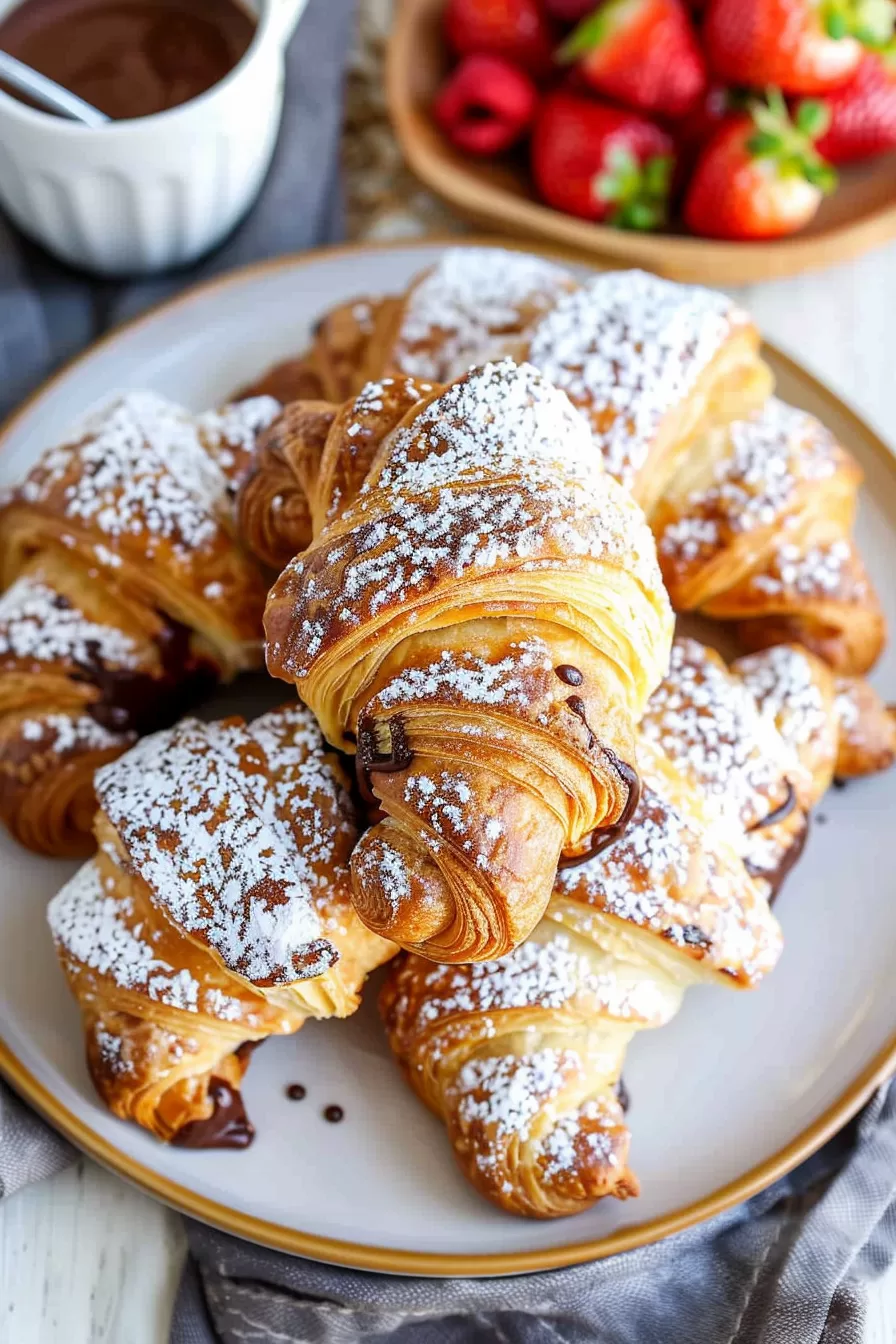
[{"xmin": 0, "ymin": 50, "xmax": 109, "ymax": 126}]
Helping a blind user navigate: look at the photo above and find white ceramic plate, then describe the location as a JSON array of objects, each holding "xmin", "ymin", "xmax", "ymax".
[{"xmin": 1, "ymin": 241, "xmax": 895, "ymax": 1276}]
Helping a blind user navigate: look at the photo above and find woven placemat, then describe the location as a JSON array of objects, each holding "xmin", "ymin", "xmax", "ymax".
[{"xmin": 343, "ymin": 0, "xmax": 468, "ymax": 240}]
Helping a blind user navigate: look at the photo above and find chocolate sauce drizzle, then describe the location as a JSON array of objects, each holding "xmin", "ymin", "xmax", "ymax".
[
  {"xmin": 286, "ymin": 1083, "xmax": 307, "ymax": 1101},
  {"xmin": 615, "ymin": 1077, "xmax": 630, "ymax": 1113},
  {"xmin": 555, "ymin": 664, "xmax": 584, "ymax": 687},
  {"xmin": 323, "ymin": 1105, "xmax": 344, "ymax": 1123},
  {"xmin": 745, "ymin": 816, "xmax": 811, "ymax": 904},
  {"xmin": 172, "ymin": 1077, "xmax": 255, "ymax": 1150},
  {"xmin": 558, "ymin": 745, "xmax": 641, "ymax": 869},
  {"xmin": 75, "ymin": 615, "xmax": 217, "ymax": 736},
  {"xmin": 747, "ymin": 779, "xmax": 797, "ymax": 833}
]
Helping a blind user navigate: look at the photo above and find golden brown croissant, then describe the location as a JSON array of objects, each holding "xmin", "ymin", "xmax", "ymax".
[
  {"xmin": 381, "ymin": 635, "xmax": 894, "ymax": 1218},
  {"xmin": 0, "ymin": 391, "xmax": 278, "ymax": 856},
  {"xmin": 244, "ymin": 251, "xmax": 882, "ymax": 675},
  {"xmin": 49, "ymin": 702, "xmax": 394, "ymax": 1145},
  {"xmin": 265, "ymin": 358, "xmax": 674, "ymax": 963},
  {"xmin": 653, "ymin": 400, "xmax": 885, "ymax": 674}
]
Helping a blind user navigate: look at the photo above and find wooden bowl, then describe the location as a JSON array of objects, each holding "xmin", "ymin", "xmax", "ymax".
[{"xmin": 386, "ymin": 0, "xmax": 896, "ymax": 285}]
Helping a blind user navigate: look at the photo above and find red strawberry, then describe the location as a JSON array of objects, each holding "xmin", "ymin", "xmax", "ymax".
[
  {"xmin": 443, "ymin": 0, "xmax": 557, "ymax": 78},
  {"xmin": 558, "ymin": 0, "xmax": 707, "ymax": 119},
  {"xmin": 815, "ymin": 45, "xmax": 896, "ymax": 161},
  {"xmin": 684, "ymin": 92, "xmax": 837, "ymax": 239},
  {"xmin": 703, "ymin": 0, "xmax": 892, "ymax": 95},
  {"xmin": 435, "ymin": 54, "xmax": 539, "ymax": 155},
  {"xmin": 677, "ymin": 83, "xmax": 737, "ymax": 154},
  {"xmin": 531, "ymin": 91, "xmax": 675, "ymax": 226},
  {"xmin": 542, "ymin": 0, "xmax": 599, "ymax": 24}
]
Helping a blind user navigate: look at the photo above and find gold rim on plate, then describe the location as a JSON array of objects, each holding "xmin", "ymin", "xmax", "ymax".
[{"xmin": 1, "ymin": 237, "xmax": 894, "ymax": 1276}]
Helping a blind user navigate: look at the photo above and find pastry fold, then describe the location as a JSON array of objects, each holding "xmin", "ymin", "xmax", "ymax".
[
  {"xmin": 264, "ymin": 359, "xmax": 674, "ymax": 962},
  {"xmin": 0, "ymin": 392, "xmax": 279, "ymax": 854},
  {"xmin": 49, "ymin": 703, "xmax": 394, "ymax": 1144}
]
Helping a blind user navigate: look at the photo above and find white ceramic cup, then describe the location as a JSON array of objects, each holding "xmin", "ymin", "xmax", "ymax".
[{"xmin": 0, "ymin": 0, "xmax": 307, "ymax": 275}]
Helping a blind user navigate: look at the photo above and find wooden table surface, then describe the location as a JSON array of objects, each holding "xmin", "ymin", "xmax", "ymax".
[{"xmin": 1, "ymin": 240, "xmax": 896, "ymax": 1341}]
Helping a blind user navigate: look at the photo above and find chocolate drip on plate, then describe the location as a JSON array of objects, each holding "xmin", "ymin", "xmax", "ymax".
[{"xmin": 172, "ymin": 1076, "xmax": 255, "ymax": 1150}]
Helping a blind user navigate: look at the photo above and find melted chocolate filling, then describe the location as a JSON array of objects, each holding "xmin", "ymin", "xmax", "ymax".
[
  {"xmin": 565, "ymin": 694, "xmax": 596, "ymax": 750},
  {"xmin": 76, "ymin": 615, "xmax": 218, "ymax": 735},
  {"xmin": 355, "ymin": 714, "xmax": 413, "ymax": 811},
  {"xmin": 172, "ymin": 1076, "xmax": 255, "ymax": 1150},
  {"xmin": 555, "ymin": 664, "xmax": 584, "ymax": 687},
  {"xmin": 558, "ymin": 747, "xmax": 641, "ymax": 869},
  {"xmin": 747, "ymin": 779, "xmax": 797, "ymax": 832}
]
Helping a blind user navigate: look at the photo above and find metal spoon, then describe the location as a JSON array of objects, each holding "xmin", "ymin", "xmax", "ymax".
[{"xmin": 0, "ymin": 51, "xmax": 109, "ymax": 126}]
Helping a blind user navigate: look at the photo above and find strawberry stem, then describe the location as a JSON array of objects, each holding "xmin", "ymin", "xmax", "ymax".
[
  {"xmin": 822, "ymin": 0, "xmax": 895, "ymax": 48},
  {"xmin": 594, "ymin": 146, "xmax": 673, "ymax": 231},
  {"xmin": 746, "ymin": 92, "xmax": 838, "ymax": 194}
]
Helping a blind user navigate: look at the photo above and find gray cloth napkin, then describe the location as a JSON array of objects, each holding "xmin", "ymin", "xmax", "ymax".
[{"xmin": 170, "ymin": 1081, "xmax": 896, "ymax": 1344}]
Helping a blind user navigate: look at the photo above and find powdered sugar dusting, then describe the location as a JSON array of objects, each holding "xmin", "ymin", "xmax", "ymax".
[
  {"xmin": 453, "ymin": 1047, "xmax": 573, "ymax": 1142},
  {"xmin": 659, "ymin": 400, "xmax": 843, "ymax": 567},
  {"xmin": 49, "ymin": 861, "xmax": 245, "ymax": 1021},
  {"xmin": 528, "ymin": 270, "xmax": 747, "ymax": 491},
  {"xmin": 93, "ymin": 716, "xmax": 335, "ymax": 986},
  {"xmin": 18, "ymin": 711, "xmax": 130, "ymax": 756},
  {"xmin": 641, "ymin": 638, "xmax": 798, "ymax": 834},
  {"xmin": 735, "ymin": 646, "xmax": 830, "ymax": 753},
  {"xmin": 0, "ymin": 575, "xmax": 140, "ymax": 669},
  {"xmin": 394, "ymin": 247, "xmax": 573, "ymax": 381},
  {"xmin": 15, "ymin": 392, "xmax": 241, "ymax": 557}
]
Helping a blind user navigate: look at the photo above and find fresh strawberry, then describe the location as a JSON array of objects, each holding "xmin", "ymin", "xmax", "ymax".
[
  {"xmin": 684, "ymin": 92, "xmax": 837, "ymax": 238},
  {"xmin": 531, "ymin": 91, "xmax": 675, "ymax": 226},
  {"xmin": 676, "ymin": 83, "xmax": 738, "ymax": 151},
  {"xmin": 443, "ymin": 0, "xmax": 557, "ymax": 78},
  {"xmin": 815, "ymin": 45, "xmax": 896, "ymax": 160},
  {"xmin": 435, "ymin": 54, "xmax": 539, "ymax": 154},
  {"xmin": 558, "ymin": 0, "xmax": 707, "ymax": 119},
  {"xmin": 703, "ymin": 0, "xmax": 894, "ymax": 96},
  {"xmin": 542, "ymin": 0, "xmax": 599, "ymax": 24}
]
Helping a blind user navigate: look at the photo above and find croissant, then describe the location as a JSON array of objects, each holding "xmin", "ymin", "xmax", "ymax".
[
  {"xmin": 381, "ymin": 636, "xmax": 894, "ymax": 1218},
  {"xmin": 243, "ymin": 250, "xmax": 883, "ymax": 674},
  {"xmin": 0, "ymin": 391, "xmax": 279, "ymax": 856},
  {"xmin": 49, "ymin": 703, "xmax": 394, "ymax": 1145},
  {"xmin": 265, "ymin": 358, "xmax": 674, "ymax": 962},
  {"xmin": 653, "ymin": 399, "xmax": 885, "ymax": 674}
]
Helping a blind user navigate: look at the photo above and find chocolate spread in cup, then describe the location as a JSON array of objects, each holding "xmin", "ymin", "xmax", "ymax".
[{"xmin": 0, "ymin": 0, "xmax": 256, "ymax": 120}]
